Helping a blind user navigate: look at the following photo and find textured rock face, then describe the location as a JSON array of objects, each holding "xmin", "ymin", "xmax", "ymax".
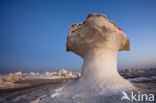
[{"xmin": 66, "ymin": 13, "xmax": 130, "ymax": 58}]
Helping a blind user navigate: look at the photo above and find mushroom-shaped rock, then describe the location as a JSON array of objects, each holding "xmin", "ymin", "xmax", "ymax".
[
  {"xmin": 40, "ymin": 14, "xmax": 135, "ymax": 102},
  {"xmin": 66, "ymin": 13, "xmax": 134, "ymax": 90}
]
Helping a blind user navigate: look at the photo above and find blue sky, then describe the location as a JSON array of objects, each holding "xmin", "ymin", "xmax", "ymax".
[{"xmin": 0, "ymin": 0, "xmax": 156, "ymax": 73}]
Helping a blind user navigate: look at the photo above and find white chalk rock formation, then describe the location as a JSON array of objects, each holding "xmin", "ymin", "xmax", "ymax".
[
  {"xmin": 76, "ymin": 72, "xmax": 81, "ymax": 78},
  {"xmin": 66, "ymin": 13, "xmax": 134, "ymax": 90},
  {"xmin": 44, "ymin": 72, "xmax": 50, "ymax": 76},
  {"xmin": 52, "ymin": 72, "xmax": 58, "ymax": 76},
  {"xmin": 65, "ymin": 71, "xmax": 73, "ymax": 78},
  {"xmin": 29, "ymin": 72, "xmax": 36, "ymax": 76},
  {"xmin": 60, "ymin": 68, "xmax": 68, "ymax": 76},
  {"xmin": 40, "ymin": 14, "xmax": 135, "ymax": 103},
  {"xmin": 14, "ymin": 72, "xmax": 22, "ymax": 76}
]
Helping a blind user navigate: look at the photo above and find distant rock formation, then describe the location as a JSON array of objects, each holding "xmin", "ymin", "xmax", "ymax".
[
  {"xmin": 0, "ymin": 69, "xmax": 81, "ymax": 91},
  {"xmin": 14, "ymin": 72, "xmax": 22, "ymax": 76},
  {"xmin": 29, "ymin": 72, "xmax": 36, "ymax": 76},
  {"xmin": 59, "ymin": 69, "xmax": 74, "ymax": 78},
  {"xmin": 0, "ymin": 69, "xmax": 80, "ymax": 85},
  {"xmin": 59, "ymin": 69, "xmax": 68, "ymax": 76},
  {"xmin": 0, "ymin": 78, "xmax": 4, "ymax": 83},
  {"xmin": 2, "ymin": 76, "xmax": 19, "ymax": 83},
  {"xmin": 76, "ymin": 72, "xmax": 81, "ymax": 78}
]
